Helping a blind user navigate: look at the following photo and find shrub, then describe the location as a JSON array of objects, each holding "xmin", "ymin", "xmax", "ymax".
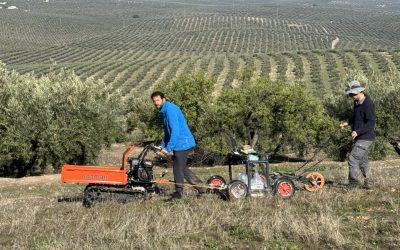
[{"xmin": 0, "ymin": 63, "xmax": 125, "ymax": 177}]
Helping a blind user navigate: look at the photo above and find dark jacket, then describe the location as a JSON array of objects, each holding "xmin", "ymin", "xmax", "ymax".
[
  {"xmin": 160, "ymin": 101, "xmax": 196, "ymax": 152},
  {"xmin": 349, "ymin": 95, "xmax": 376, "ymax": 141}
]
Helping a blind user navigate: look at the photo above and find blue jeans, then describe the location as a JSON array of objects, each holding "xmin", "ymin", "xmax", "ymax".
[{"xmin": 348, "ymin": 140, "xmax": 373, "ymax": 186}]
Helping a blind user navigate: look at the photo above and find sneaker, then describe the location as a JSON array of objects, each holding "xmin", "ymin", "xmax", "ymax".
[{"xmin": 166, "ymin": 191, "xmax": 182, "ymax": 202}]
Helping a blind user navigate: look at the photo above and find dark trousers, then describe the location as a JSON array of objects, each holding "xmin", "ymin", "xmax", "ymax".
[{"xmin": 173, "ymin": 149, "xmax": 202, "ymax": 193}]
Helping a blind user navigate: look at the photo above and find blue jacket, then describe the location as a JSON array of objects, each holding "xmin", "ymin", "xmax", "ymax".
[{"xmin": 160, "ymin": 101, "xmax": 196, "ymax": 152}]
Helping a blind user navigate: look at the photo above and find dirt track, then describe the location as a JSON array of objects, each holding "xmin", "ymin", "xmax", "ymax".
[{"xmin": 0, "ymin": 174, "xmax": 60, "ymax": 187}]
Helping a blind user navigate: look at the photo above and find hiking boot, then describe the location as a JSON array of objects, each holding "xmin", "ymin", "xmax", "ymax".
[
  {"xmin": 363, "ymin": 179, "xmax": 374, "ymax": 191},
  {"xmin": 166, "ymin": 191, "xmax": 182, "ymax": 202},
  {"xmin": 362, "ymin": 179, "xmax": 374, "ymax": 191}
]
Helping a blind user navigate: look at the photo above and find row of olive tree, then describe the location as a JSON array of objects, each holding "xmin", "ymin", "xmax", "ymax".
[
  {"xmin": 127, "ymin": 70, "xmax": 400, "ymax": 164},
  {"xmin": 2, "ymin": 63, "xmax": 398, "ymax": 176},
  {"xmin": 126, "ymin": 73, "xmax": 338, "ymax": 164},
  {"xmin": 0, "ymin": 63, "xmax": 125, "ymax": 177}
]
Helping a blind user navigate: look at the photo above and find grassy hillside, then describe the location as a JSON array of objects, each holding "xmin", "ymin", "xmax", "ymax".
[
  {"xmin": 1, "ymin": 0, "xmax": 400, "ymax": 96},
  {"xmin": 1, "ymin": 160, "xmax": 399, "ymax": 249},
  {"xmin": 1, "ymin": 49, "xmax": 399, "ymax": 96}
]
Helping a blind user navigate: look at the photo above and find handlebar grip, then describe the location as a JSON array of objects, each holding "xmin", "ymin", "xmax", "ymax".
[{"xmin": 153, "ymin": 145, "xmax": 162, "ymax": 151}]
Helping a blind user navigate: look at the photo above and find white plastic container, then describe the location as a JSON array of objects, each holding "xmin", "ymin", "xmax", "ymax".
[{"xmin": 235, "ymin": 172, "xmax": 265, "ymax": 197}]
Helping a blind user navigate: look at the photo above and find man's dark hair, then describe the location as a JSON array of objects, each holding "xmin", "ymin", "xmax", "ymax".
[{"xmin": 151, "ymin": 91, "xmax": 165, "ymax": 99}]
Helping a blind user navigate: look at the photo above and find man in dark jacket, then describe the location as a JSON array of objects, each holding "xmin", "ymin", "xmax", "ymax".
[
  {"xmin": 151, "ymin": 91, "xmax": 204, "ymax": 201},
  {"xmin": 340, "ymin": 80, "xmax": 376, "ymax": 189}
]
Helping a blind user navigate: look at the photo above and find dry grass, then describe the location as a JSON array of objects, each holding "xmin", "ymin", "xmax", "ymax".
[{"xmin": 1, "ymin": 158, "xmax": 399, "ymax": 249}]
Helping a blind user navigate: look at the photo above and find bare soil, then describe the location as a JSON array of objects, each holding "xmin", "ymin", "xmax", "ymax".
[{"xmin": 0, "ymin": 174, "xmax": 60, "ymax": 187}]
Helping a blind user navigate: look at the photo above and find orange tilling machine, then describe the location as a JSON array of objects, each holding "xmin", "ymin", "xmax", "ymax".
[{"xmin": 61, "ymin": 144, "xmax": 171, "ymax": 207}]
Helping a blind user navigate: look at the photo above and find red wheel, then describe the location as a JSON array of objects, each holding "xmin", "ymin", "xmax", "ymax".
[
  {"xmin": 206, "ymin": 175, "xmax": 226, "ymax": 193},
  {"xmin": 274, "ymin": 178, "xmax": 295, "ymax": 198}
]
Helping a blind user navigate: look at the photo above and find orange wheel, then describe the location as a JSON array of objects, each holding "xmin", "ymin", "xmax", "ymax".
[{"xmin": 304, "ymin": 172, "xmax": 325, "ymax": 192}]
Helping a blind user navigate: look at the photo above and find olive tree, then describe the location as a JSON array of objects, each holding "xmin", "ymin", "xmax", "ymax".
[
  {"xmin": 215, "ymin": 78, "xmax": 335, "ymax": 156},
  {"xmin": 0, "ymin": 63, "xmax": 125, "ymax": 177}
]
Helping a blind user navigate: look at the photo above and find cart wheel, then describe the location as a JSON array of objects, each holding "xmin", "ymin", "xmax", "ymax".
[
  {"xmin": 206, "ymin": 175, "xmax": 226, "ymax": 194},
  {"xmin": 227, "ymin": 180, "xmax": 248, "ymax": 200},
  {"xmin": 83, "ymin": 186, "xmax": 102, "ymax": 208},
  {"xmin": 274, "ymin": 178, "xmax": 295, "ymax": 199},
  {"xmin": 304, "ymin": 172, "xmax": 325, "ymax": 192}
]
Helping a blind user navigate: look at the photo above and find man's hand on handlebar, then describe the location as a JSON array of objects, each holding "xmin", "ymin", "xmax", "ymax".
[
  {"xmin": 160, "ymin": 148, "xmax": 170, "ymax": 156},
  {"xmin": 154, "ymin": 147, "xmax": 173, "ymax": 161}
]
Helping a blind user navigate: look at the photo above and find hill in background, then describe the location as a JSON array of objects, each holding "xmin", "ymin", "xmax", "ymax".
[{"xmin": 0, "ymin": 0, "xmax": 399, "ymax": 96}]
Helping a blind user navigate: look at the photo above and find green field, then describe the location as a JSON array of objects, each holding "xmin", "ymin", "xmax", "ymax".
[{"xmin": 1, "ymin": 0, "xmax": 400, "ymax": 97}]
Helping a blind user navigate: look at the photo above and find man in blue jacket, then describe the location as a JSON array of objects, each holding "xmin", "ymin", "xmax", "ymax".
[
  {"xmin": 340, "ymin": 80, "xmax": 376, "ymax": 190},
  {"xmin": 151, "ymin": 91, "xmax": 204, "ymax": 201}
]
